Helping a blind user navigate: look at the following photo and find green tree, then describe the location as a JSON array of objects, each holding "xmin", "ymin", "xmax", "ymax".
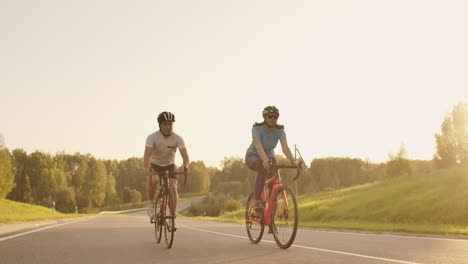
[
  {"xmin": 83, "ymin": 159, "xmax": 107, "ymax": 208},
  {"xmin": 7, "ymin": 149, "xmax": 31, "ymax": 202},
  {"xmin": 452, "ymin": 102, "xmax": 468, "ymax": 165},
  {"xmin": 72, "ymin": 154, "xmax": 90, "ymax": 208},
  {"xmin": 124, "ymin": 158, "xmax": 146, "ymax": 199},
  {"xmin": 185, "ymin": 161, "xmax": 210, "ymax": 193},
  {"xmin": 213, "ymin": 157, "xmax": 253, "ymax": 197},
  {"xmin": 434, "ymin": 116, "xmax": 458, "ymax": 168},
  {"xmin": 26, "ymin": 151, "xmax": 57, "ymax": 205},
  {"xmin": 22, "ymin": 175, "xmax": 33, "ymax": 203},
  {"xmin": 129, "ymin": 189, "xmax": 142, "ymax": 204},
  {"xmin": 122, "ymin": 187, "xmax": 142, "ymax": 203},
  {"xmin": 55, "ymin": 186, "xmax": 76, "ymax": 213},
  {"xmin": 104, "ymin": 172, "xmax": 119, "ymax": 206},
  {"xmin": 386, "ymin": 144, "xmax": 412, "ymax": 178},
  {"xmin": 434, "ymin": 102, "xmax": 468, "ymax": 167},
  {"xmin": 0, "ymin": 148, "xmax": 15, "ymax": 198}
]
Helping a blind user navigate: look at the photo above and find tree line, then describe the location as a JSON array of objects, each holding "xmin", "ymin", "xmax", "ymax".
[{"xmin": 0, "ymin": 149, "xmax": 214, "ymax": 213}]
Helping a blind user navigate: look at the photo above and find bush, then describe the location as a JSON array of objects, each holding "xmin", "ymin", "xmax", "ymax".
[
  {"xmin": 123, "ymin": 187, "xmax": 142, "ymax": 203},
  {"xmin": 184, "ymin": 194, "xmax": 244, "ymax": 217},
  {"xmin": 187, "ymin": 202, "xmax": 204, "ymax": 216},
  {"xmin": 224, "ymin": 199, "xmax": 243, "ymax": 212},
  {"xmin": 217, "ymin": 181, "xmax": 243, "ymax": 196},
  {"xmin": 129, "ymin": 189, "xmax": 142, "ymax": 204},
  {"xmin": 55, "ymin": 186, "xmax": 76, "ymax": 213}
]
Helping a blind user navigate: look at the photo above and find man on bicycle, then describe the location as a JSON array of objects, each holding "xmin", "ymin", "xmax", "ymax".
[
  {"xmin": 245, "ymin": 106, "xmax": 298, "ymax": 210},
  {"xmin": 144, "ymin": 111, "xmax": 190, "ymax": 229}
]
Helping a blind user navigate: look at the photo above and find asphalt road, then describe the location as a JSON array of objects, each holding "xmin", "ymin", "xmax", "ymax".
[
  {"xmin": 0, "ymin": 197, "xmax": 468, "ymax": 264},
  {"xmin": 1, "ymin": 208, "xmax": 468, "ymax": 263}
]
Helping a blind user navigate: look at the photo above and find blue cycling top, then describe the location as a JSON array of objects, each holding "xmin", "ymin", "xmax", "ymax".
[{"xmin": 247, "ymin": 124, "xmax": 286, "ymax": 160}]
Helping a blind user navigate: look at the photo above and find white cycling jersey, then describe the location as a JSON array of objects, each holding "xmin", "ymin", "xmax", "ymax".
[{"xmin": 145, "ymin": 131, "xmax": 186, "ymax": 167}]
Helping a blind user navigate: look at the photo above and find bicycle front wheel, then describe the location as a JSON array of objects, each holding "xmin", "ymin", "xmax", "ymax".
[
  {"xmin": 154, "ymin": 194, "xmax": 163, "ymax": 243},
  {"xmin": 245, "ymin": 192, "xmax": 264, "ymax": 243},
  {"xmin": 163, "ymin": 188, "xmax": 175, "ymax": 249},
  {"xmin": 271, "ymin": 185, "xmax": 298, "ymax": 249}
]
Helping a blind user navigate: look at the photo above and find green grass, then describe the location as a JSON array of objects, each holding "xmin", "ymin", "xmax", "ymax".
[
  {"xmin": 100, "ymin": 202, "xmax": 147, "ymax": 211},
  {"xmin": 0, "ymin": 199, "xmax": 86, "ymax": 223},
  {"xmin": 179, "ymin": 192, "xmax": 206, "ymax": 199},
  {"xmin": 213, "ymin": 166, "xmax": 468, "ymax": 235}
]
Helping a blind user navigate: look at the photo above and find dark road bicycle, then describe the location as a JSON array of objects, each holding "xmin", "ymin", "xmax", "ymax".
[
  {"xmin": 150, "ymin": 170, "xmax": 186, "ymax": 249},
  {"xmin": 245, "ymin": 161, "xmax": 303, "ymax": 249}
]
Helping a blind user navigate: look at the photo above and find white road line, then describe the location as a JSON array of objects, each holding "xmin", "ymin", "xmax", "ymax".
[
  {"xmin": 182, "ymin": 226, "xmax": 423, "ymax": 264},
  {"xmin": 0, "ymin": 218, "xmax": 90, "ymax": 242},
  {"xmin": 301, "ymin": 228, "xmax": 468, "ymax": 242}
]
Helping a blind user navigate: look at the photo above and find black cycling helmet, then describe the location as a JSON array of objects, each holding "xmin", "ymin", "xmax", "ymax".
[
  {"xmin": 157, "ymin": 111, "xmax": 175, "ymax": 124},
  {"xmin": 262, "ymin": 106, "xmax": 280, "ymax": 117}
]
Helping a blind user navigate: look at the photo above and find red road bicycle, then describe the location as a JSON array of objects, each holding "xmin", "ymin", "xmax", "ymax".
[
  {"xmin": 245, "ymin": 162, "xmax": 302, "ymax": 249},
  {"xmin": 150, "ymin": 170, "xmax": 187, "ymax": 249}
]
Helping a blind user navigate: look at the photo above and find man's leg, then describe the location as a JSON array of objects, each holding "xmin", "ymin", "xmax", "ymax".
[
  {"xmin": 169, "ymin": 178, "xmax": 178, "ymax": 231},
  {"xmin": 146, "ymin": 176, "xmax": 159, "ymax": 218},
  {"xmin": 169, "ymin": 178, "xmax": 178, "ymax": 213}
]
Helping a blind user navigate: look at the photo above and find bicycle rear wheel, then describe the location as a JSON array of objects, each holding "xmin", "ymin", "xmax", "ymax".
[
  {"xmin": 163, "ymin": 188, "xmax": 175, "ymax": 249},
  {"xmin": 271, "ymin": 185, "xmax": 298, "ymax": 249},
  {"xmin": 154, "ymin": 194, "xmax": 163, "ymax": 243},
  {"xmin": 245, "ymin": 192, "xmax": 264, "ymax": 243}
]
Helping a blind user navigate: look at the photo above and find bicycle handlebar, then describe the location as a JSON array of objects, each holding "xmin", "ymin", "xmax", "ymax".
[
  {"xmin": 151, "ymin": 171, "xmax": 188, "ymax": 184},
  {"xmin": 270, "ymin": 161, "xmax": 303, "ymax": 181},
  {"xmin": 151, "ymin": 171, "xmax": 185, "ymax": 176}
]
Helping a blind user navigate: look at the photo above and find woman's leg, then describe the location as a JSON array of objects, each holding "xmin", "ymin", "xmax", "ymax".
[{"xmin": 245, "ymin": 154, "xmax": 269, "ymax": 201}]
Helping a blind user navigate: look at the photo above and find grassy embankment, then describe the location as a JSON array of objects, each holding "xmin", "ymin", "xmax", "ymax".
[
  {"xmin": 1, "ymin": 192, "xmax": 206, "ymax": 222},
  {"xmin": 0, "ymin": 199, "xmax": 86, "ymax": 223},
  {"xmin": 215, "ymin": 166, "xmax": 468, "ymax": 235}
]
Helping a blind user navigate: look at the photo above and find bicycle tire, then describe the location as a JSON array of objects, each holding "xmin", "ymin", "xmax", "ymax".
[
  {"xmin": 271, "ymin": 185, "xmax": 298, "ymax": 249},
  {"xmin": 163, "ymin": 187, "xmax": 175, "ymax": 249},
  {"xmin": 154, "ymin": 194, "xmax": 163, "ymax": 243},
  {"xmin": 245, "ymin": 192, "xmax": 265, "ymax": 243}
]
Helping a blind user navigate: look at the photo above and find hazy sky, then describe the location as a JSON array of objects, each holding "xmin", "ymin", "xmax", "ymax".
[{"xmin": 1, "ymin": 0, "xmax": 467, "ymax": 167}]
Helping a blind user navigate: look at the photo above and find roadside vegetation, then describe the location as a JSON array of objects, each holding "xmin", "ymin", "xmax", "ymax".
[
  {"xmin": 0, "ymin": 198, "xmax": 85, "ymax": 223},
  {"xmin": 210, "ymin": 165, "xmax": 468, "ymax": 235}
]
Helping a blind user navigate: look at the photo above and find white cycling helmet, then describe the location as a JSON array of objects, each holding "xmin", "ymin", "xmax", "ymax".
[
  {"xmin": 262, "ymin": 106, "xmax": 280, "ymax": 117},
  {"xmin": 157, "ymin": 111, "xmax": 175, "ymax": 124}
]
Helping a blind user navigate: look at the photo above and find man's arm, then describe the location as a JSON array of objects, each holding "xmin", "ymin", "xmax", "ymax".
[
  {"xmin": 144, "ymin": 147, "xmax": 153, "ymax": 176},
  {"xmin": 179, "ymin": 148, "xmax": 190, "ymax": 168}
]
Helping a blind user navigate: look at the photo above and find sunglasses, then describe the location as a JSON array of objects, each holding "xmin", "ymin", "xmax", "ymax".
[{"xmin": 266, "ymin": 115, "xmax": 278, "ymax": 120}]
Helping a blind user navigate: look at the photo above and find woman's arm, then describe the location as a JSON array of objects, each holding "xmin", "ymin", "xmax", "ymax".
[
  {"xmin": 253, "ymin": 136, "xmax": 270, "ymax": 169},
  {"xmin": 280, "ymin": 138, "xmax": 297, "ymax": 166}
]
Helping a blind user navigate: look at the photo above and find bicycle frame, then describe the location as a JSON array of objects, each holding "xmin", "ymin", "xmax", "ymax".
[
  {"xmin": 247, "ymin": 161, "xmax": 302, "ymax": 225},
  {"xmin": 151, "ymin": 170, "xmax": 186, "ymax": 248},
  {"xmin": 151, "ymin": 170, "xmax": 185, "ymax": 213},
  {"xmin": 265, "ymin": 175, "xmax": 286, "ymax": 226}
]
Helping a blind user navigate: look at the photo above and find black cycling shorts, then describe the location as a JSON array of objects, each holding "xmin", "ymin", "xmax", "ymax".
[{"xmin": 150, "ymin": 163, "xmax": 176, "ymax": 179}]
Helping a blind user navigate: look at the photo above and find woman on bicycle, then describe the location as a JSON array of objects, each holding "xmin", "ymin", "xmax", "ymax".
[{"xmin": 245, "ymin": 106, "xmax": 298, "ymax": 210}]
